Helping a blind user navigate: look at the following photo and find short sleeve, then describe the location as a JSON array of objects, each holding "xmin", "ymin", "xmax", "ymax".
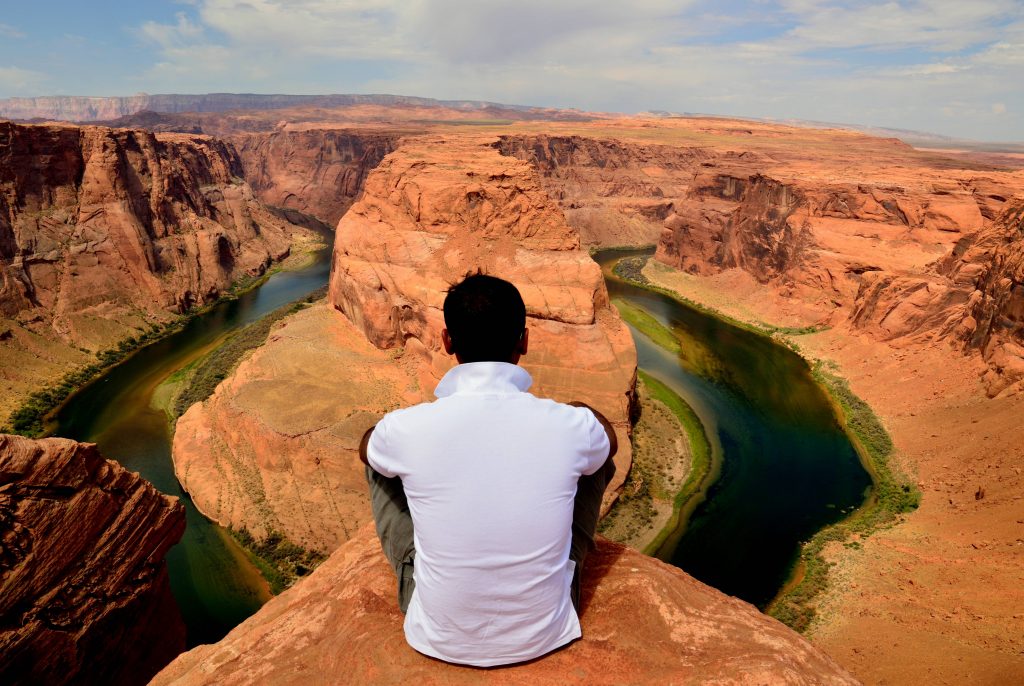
[
  {"xmin": 579, "ymin": 407, "xmax": 611, "ymax": 475},
  {"xmin": 366, "ymin": 415, "xmax": 401, "ymax": 478}
]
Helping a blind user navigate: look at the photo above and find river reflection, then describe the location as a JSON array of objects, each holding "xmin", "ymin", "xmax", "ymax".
[{"xmin": 596, "ymin": 249, "xmax": 871, "ymax": 608}]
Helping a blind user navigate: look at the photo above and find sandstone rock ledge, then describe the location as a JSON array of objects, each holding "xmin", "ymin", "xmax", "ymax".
[
  {"xmin": 153, "ymin": 525, "xmax": 856, "ymax": 686},
  {"xmin": 0, "ymin": 434, "xmax": 186, "ymax": 686}
]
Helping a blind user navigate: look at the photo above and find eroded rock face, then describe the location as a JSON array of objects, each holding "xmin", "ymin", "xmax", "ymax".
[
  {"xmin": 152, "ymin": 525, "xmax": 858, "ymax": 686},
  {"xmin": 173, "ymin": 303, "xmax": 419, "ymax": 553},
  {"xmin": 328, "ymin": 135, "xmax": 636, "ymax": 493},
  {"xmin": 496, "ymin": 134, "xmax": 722, "ymax": 247},
  {"xmin": 0, "ymin": 121, "xmax": 311, "ymax": 420},
  {"xmin": 231, "ymin": 129, "xmax": 401, "ymax": 226},
  {"xmin": 852, "ymin": 198, "xmax": 1024, "ymax": 396},
  {"xmin": 0, "ymin": 434, "xmax": 185, "ymax": 686}
]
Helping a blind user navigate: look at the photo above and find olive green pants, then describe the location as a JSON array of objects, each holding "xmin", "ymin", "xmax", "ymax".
[{"xmin": 366, "ymin": 457, "xmax": 616, "ymax": 614}]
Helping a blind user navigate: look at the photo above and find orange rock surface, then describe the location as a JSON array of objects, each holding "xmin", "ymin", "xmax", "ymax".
[
  {"xmin": 0, "ymin": 434, "xmax": 185, "ymax": 685},
  {"xmin": 172, "ymin": 303, "xmax": 419, "ymax": 552},
  {"xmin": 0, "ymin": 121, "xmax": 314, "ymax": 421},
  {"xmin": 231, "ymin": 129, "xmax": 401, "ymax": 226},
  {"xmin": 152, "ymin": 525, "xmax": 857, "ymax": 686}
]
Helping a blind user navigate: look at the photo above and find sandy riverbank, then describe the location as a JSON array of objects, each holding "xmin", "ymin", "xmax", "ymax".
[{"xmin": 641, "ymin": 259, "xmax": 1024, "ymax": 685}]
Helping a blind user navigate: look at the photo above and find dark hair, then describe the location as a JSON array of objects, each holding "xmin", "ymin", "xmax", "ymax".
[{"xmin": 443, "ymin": 274, "xmax": 526, "ymax": 362}]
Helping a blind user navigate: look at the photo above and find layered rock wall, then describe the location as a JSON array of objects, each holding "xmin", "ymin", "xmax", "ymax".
[
  {"xmin": 152, "ymin": 525, "xmax": 858, "ymax": 685},
  {"xmin": 0, "ymin": 434, "xmax": 185, "ymax": 686},
  {"xmin": 0, "ymin": 121, "xmax": 311, "ymax": 420},
  {"xmin": 852, "ymin": 198, "xmax": 1024, "ymax": 395},
  {"xmin": 231, "ymin": 129, "xmax": 401, "ymax": 226}
]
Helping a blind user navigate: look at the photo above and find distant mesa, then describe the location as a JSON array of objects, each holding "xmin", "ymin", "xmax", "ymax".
[{"xmin": 0, "ymin": 93, "xmax": 594, "ymax": 124}]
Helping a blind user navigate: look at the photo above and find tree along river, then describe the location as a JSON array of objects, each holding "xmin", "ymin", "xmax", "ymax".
[{"xmin": 50, "ymin": 243, "xmax": 871, "ymax": 645}]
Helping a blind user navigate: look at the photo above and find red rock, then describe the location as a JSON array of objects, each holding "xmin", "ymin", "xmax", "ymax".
[
  {"xmin": 231, "ymin": 129, "xmax": 400, "ymax": 226},
  {"xmin": 152, "ymin": 525, "xmax": 858, "ymax": 686},
  {"xmin": 0, "ymin": 434, "xmax": 185, "ymax": 685},
  {"xmin": 0, "ymin": 120, "xmax": 314, "ymax": 421}
]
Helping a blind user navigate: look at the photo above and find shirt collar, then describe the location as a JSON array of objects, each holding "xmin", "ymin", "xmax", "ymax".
[{"xmin": 434, "ymin": 362, "xmax": 533, "ymax": 398}]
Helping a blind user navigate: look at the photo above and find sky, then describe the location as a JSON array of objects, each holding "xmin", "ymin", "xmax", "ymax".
[{"xmin": 0, "ymin": 0, "xmax": 1022, "ymax": 141}]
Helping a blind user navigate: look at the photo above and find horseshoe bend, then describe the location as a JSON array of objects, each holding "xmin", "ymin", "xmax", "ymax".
[{"xmin": 1, "ymin": 96, "xmax": 1023, "ymax": 685}]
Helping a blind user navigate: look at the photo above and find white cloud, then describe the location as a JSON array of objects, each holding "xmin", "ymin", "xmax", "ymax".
[
  {"xmin": 0, "ymin": 23, "xmax": 25, "ymax": 39},
  {"xmin": 127, "ymin": 0, "xmax": 1024, "ymax": 140},
  {"xmin": 0, "ymin": 66, "xmax": 47, "ymax": 94}
]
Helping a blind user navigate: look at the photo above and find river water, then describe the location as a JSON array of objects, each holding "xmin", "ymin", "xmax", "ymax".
[
  {"xmin": 52, "ymin": 247, "xmax": 332, "ymax": 646},
  {"xmin": 596, "ymin": 249, "xmax": 871, "ymax": 607},
  {"xmin": 49, "ymin": 243, "xmax": 870, "ymax": 645}
]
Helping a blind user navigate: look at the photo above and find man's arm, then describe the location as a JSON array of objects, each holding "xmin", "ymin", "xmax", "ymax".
[
  {"xmin": 359, "ymin": 425, "xmax": 375, "ymax": 466},
  {"xmin": 568, "ymin": 401, "xmax": 617, "ymax": 461}
]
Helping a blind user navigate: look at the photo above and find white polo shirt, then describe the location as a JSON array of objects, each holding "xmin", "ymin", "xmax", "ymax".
[{"xmin": 366, "ymin": 361, "xmax": 611, "ymax": 667}]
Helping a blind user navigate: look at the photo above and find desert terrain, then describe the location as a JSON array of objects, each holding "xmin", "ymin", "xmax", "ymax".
[{"xmin": 2, "ymin": 94, "xmax": 1022, "ymax": 684}]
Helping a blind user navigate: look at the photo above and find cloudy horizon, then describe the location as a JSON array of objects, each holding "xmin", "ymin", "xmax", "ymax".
[{"xmin": 1, "ymin": 1, "xmax": 1021, "ymax": 142}]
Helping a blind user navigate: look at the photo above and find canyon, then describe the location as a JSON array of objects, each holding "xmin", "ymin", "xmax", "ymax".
[
  {"xmin": 0, "ymin": 121, "xmax": 316, "ymax": 425},
  {"xmin": 1, "ymin": 99, "xmax": 1022, "ymax": 684},
  {"xmin": 0, "ymin": 434, "xmax": 184, "ymax": 685},
  {"xmin": 172, "ymin": 135, "xmax": 636, "ymax": 554}
]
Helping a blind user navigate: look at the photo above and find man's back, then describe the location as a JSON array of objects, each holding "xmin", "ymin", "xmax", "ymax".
[{"xmin": 366, "ymin": 361, "xmax": 610, "ymax": 666}]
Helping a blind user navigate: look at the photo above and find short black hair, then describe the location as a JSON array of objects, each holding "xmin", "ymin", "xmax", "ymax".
[{"xmin": 443, "ymin": 274, "xmax": 526, "ymax": 363}]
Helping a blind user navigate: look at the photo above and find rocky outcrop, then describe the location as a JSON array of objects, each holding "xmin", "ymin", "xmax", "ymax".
[
  {"xmin": 852, "ymin": 198, "xmax": 1024, "ymax": 396},
  {"xmin": 231, "ymin": 129, "xmax": 401, "ymax": 226},
  {"xmin": 0, "ymin": 434, "xmax": 185, "ymax": 686},
  {"xmin": 0, "ymin": 121, "xmax": 312, "ymax": 420},
  {"xmin": 172, "ymin": 135, "xmax": 636, "ymax": 554},
  {"xmin": 152, "ymin": 525, "xmax": 857, "ymax": 685},
  {"xmin": 329, "ymin": 135, "xmax": 636, "ymax": 492},
  {"xmin": 173, "ymin": 303, "xmax": 418, "ymax": 553}
]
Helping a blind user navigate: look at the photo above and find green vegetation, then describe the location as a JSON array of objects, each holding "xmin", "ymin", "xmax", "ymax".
[
  {"xmin": 612, "ymin": 298, "xmax": 682, "ymax": 354},
  {"xmin": 229, "ymin": 527, "xmax": 326, "ymax": 595},
  {"xmin": 610, "ymin": 254, "xmax": 827, "ymax": 340},
  {"xmin": 767, "ymin": 363, "xmax": 920, "ymax": 632},
  {"xmin": 169, "ymin": 287, "xmax": 327, "ymax": 420},
  {"xmin": 637, "ymin": 371, "xmax": 714, "ymax": 558},
  {"xmin": 2, "ymin": 245, "xmax": 325, "ymax": 437},
  {"xmin": 3, "ymin": 321, "xmax": 177, "ymax": 437}
]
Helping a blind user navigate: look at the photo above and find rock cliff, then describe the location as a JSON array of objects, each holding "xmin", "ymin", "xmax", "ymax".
[
  {"xmin": 172, "ymin": 136, "xmax": 636, "ymax": 555},
  {"xmin": 152, "ymin": 525, "xmax": 857, "ymax": 686},
  {"xmin": 0, "ymin": 121, "xmax": 312, "ymax": 420},
  {"xmin": 231, "ymin": 129, "xmax": 401, "ymax": 226},
  {"xmin": 495, "ymin": 129, "xmax": 1024, "ymax": 390},
  {"xmin": 852, "ymin": 197, "xmax": 1024, "ymax": 395},
  {"xmin": 0, "ymin": 434, "xmax": 185, "ymax": 686}
]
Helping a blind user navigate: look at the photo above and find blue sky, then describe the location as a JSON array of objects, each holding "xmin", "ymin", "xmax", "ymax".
[{"xmin": 1, "ymin": 0, "xmax": 1022, "ymax": 141}]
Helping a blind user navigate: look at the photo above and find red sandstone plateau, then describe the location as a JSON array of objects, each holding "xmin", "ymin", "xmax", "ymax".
[
  {"xmin": 152, "ymin": 524, "xmax": 857, "ymax": 686},
  {"xmin": 172, "ymin": 136, "xmax": 636, "ymax": 553},
  {"xmin": 0, "ymin": 121, "xmax": 315, "ymax": 423},
  {"xmin": 0, "ymin": 434, "xmax": 185, "ymax": 685}
]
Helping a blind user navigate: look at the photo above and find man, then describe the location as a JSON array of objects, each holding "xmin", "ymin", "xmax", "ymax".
[{"xmin": 359, "ymin": 273, "xmax": 617, "ymax": 667}]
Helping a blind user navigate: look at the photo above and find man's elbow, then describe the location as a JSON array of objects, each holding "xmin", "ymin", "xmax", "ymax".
[{"xmin": 359, "ymin": 425, "xmax": 375, "ymax": 466}]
